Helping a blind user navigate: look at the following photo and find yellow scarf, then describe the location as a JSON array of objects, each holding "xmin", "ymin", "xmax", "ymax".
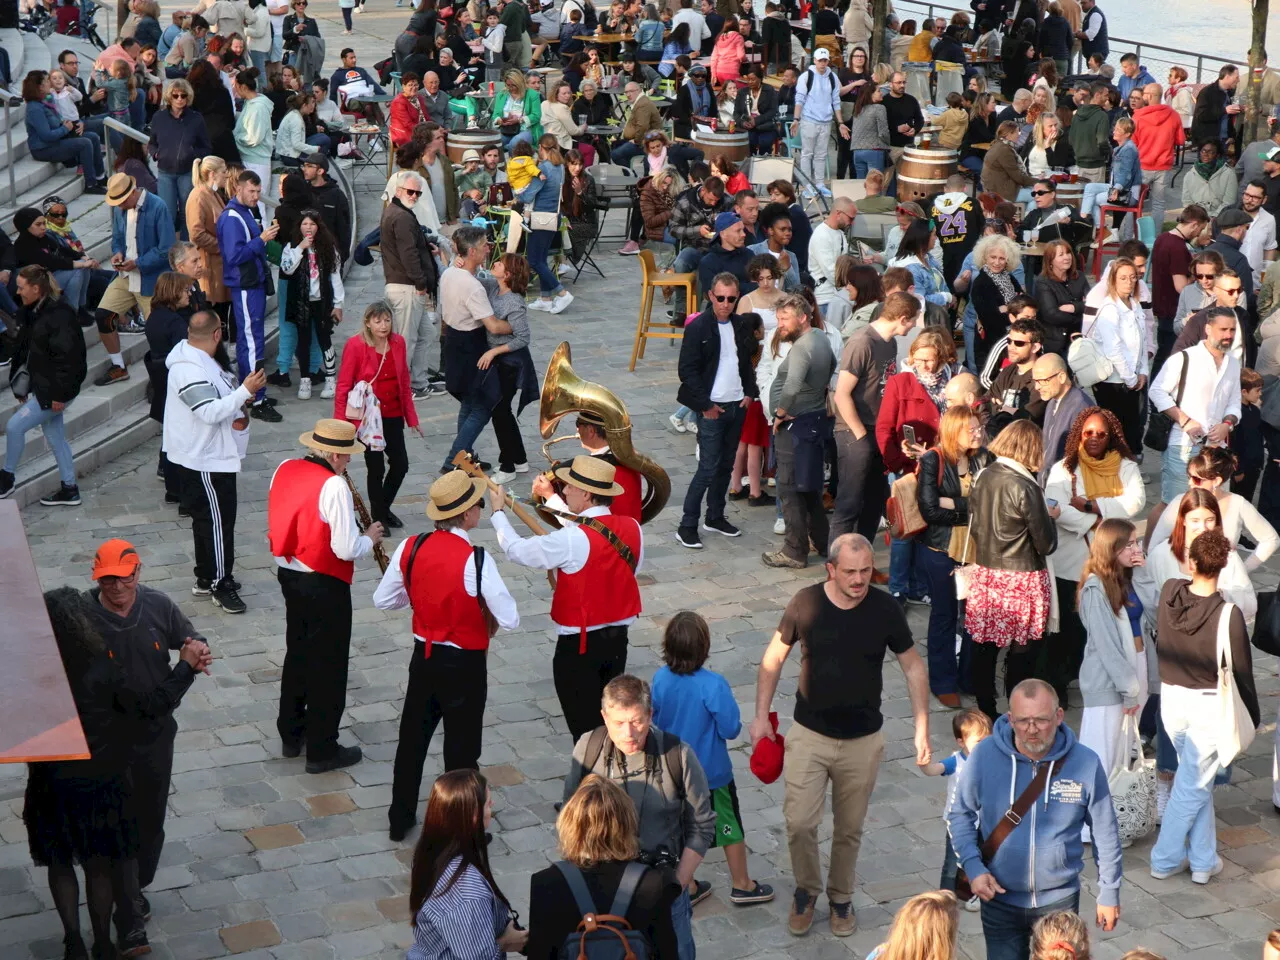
[{"xmin": 1076, "ymin": 447, "xmax": 1124, "ymax": 500}]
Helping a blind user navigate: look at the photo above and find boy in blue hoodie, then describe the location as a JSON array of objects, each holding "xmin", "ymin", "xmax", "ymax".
[
  {"xmin": 946, "ymin": 679, "xmax": 1122, "ymax": 960},
  {"xmin": 919, "ymin": 707, "xmax": 991, "ymax": 909},
  {"xmin": 652, "ymin": 611, "xmax": 774, "ymax": 907}
]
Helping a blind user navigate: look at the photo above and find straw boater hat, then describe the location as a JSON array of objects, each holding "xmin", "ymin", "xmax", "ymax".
[
  {"xmin": 554, "ymin": 455, "xmax": 624, "ymax": 498},
  {"xmin": 427, "ymin": 470, "xmax": 487, "ymax": 520},
  {"xmin": 105, "ymin": 173, "xmax": 137, "ymax": 207},
  {"xmin": 299, "ymin": 418, "xmax": 366, "ymax": 455}
]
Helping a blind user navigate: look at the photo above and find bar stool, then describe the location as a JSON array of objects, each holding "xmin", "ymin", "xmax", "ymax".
[{"xmin": 629, "ymin": 248, "xmax": 693, "ymax": 370}]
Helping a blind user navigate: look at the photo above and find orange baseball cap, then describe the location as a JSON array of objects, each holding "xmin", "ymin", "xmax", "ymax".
[{"xmin": 92, "ymin": 539, "xmax": 141, "ymax": 580}]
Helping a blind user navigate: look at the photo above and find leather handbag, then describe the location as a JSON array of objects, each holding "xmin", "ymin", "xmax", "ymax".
[
  {"xmin": 886, "ymin": 448, "xmax": 943, "ymax": 540},
  {"xmin": 1143, "ymin": 350, "xmax": 1189, "ymax": 453},
  {"xmin": 9, "ymin": 364, "xmax": 29, "ymax": 401}
]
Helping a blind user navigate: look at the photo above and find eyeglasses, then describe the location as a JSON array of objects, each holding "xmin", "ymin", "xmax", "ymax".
[
  {"xmin": 1031, "ymin": 374, "xmax": 1062, "ymax": 384},
  {"xmin": 1194, "ymin": 272, "xmax": 1216, "ymax": 279},
  {"xmin": 1030, "ymin": 190, "xmax": 1053, "ymax": 197},
  {"xmin": 1011, "ymin": 715, "xmax": 1055, "ymax": 730},
  {"xmin": 1008, "ymin": 338, "xmax": 1031, "ymax": 347},
  {"xmin": 402, "ymin": 188, "xmax": 422, "ymax": 197},
  {"xmin": 99, "ymin": 571, "xmax": 139, "ymax": 587},
  {"xmin": 711, "ymin": 293, "xmax": 738, "ymax": 303}
]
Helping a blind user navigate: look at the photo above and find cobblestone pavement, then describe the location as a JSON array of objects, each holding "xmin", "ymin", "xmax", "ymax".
[{"xmin": 5, "ymin": 11, "xmax": 1280, "ymax": 960}]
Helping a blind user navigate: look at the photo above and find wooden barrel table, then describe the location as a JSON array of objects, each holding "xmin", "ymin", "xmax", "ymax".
[
  {"xmin": 896, "ymin": 146, "xmax": 959, "ymax": 204},
  {"xmin": 691, "ymin": 129, "xmax": 750, "ymax": 164},
  {"xmin": 447, "ymin": 128, "xmax": 503, "ymax": 165}
]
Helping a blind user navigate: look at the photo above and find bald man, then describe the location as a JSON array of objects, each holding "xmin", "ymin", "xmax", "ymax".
[
  {"xmin": 944, "ymin": 371, "xmax": 981, "ymax": 411},
  {"xmin": 1133, "ymin": 79, "xmax": 1183, "ymax": 239},
  {"xmin": 1032, "ymin": 354, "xmax": 1091, "ymax": 484}
]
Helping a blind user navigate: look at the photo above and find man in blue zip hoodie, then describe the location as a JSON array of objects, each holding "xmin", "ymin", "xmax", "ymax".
[
  {"xmin": 947, "ymin": 679, "xmax": 1122, "ymax": 960},
  {"xmin": 216, "ymin": 169, "xmax": 282, "ymax": 421}
]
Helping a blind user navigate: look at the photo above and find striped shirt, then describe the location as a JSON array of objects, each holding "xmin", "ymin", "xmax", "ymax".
[{"xmin": 408, "ymin": 858, "xmax": 509, "ymax": 960}]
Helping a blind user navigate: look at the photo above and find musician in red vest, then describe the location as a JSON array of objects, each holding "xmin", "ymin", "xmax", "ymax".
[
  {"xmin": 491, "ymin": 455, "xmax": 644, "ymax": 741},
  {"xmin": 372, "ymin": 469, "xmax": 520, "ymax": 842},
  {"xmin": 532, "ymin": 410, "xmax": 644, "ymax": 522},
  {"xmin": 268, "ymin": 418, "xmax": 385, "ymax": 775}
]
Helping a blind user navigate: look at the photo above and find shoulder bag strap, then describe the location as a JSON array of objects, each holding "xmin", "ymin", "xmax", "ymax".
[
  {"xmin": 554, "ymin": 861, "xmax": 600, "ymax": 918},
  {"xmin": 978, "ymin": 758, "xmax": 1064, "ymax": 862},
  {"xmin": 607, "ymin": 862, "xmax": 649, "ymax": 918},
  {"xmin": 473, "ymin": 545, "xmax": 485, "ymax": 599},
  {"xmin": 583, "ymin": 725, "xmax": 610, "ymax": 771},
  {"xmin": 572, "ymin": 515, "xmax": 639, "ymax": 572},
  {"xmin": 403, "ymin": 532, "xmax": 430, "ymax": 586},
  {"xmin": 1218, "ymin": 601, "xmax": 1236, "ymax": 674},
  {"xmin": 661, "ymin": 730, "xmax": 684, "ymax": 795},
  {"xmin": 1174, "ymin": 349, "xmax": 1190, "ymax": 409}
]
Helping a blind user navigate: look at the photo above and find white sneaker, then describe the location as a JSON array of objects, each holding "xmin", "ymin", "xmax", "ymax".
[
  {"xmin": 514, "ymin": 462, "xmax": 530, "ymax": 474},
  {"xmin": 321, "ymin": 376, "xmax": 336, "ymax": 399},
  {"xmin": 669, "ymin": 413, "xmax": 688, "ymax": 433},
  {"xmin": 492, "ymin": 469, "xmax": 517, "ymax": 485},
  {"xmin": 1150, "ymin": 859, "xmax": 1188, "ymax": 880},
  {"xmin": 964, "ymin": 896, "xmax": 981, "ymax": 913},
  {"xmin": 1156, "ymin": 778, "xmax": 1170, "ymax": 822},
  {"xmin": 297, "ymin": 378, "xmax": 312, "ymax": 400},
  {"xmin": 801, "ymin": 186, "xmax": 816, "ymax": 200},
  {"xmin": 530, "ymin": 299, "xmax": 554, "ymax": 312},
  {"xmin": 557, "ymin": 262, "xmax": 574, "ymax": 276},
  {"xmin": 550, "ymin": 292, "xmax": 574, "ymax": 314},
  {"xmin": 1191, "ymin": 858, "xmax": 1225, "ymax": 884},
  {"xmin": 685, "ymin": 418, "xmax": 697, "ymax": 435},
  {"xmin": 773, "ymin": 517, "xmax": 785, "ymax": 535}
]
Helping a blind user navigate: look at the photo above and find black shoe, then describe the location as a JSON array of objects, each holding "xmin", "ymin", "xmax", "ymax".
[
  {"xmin": 117, "ymin": 925, "xmax": 149, "ymax": 958},
  {"xmin": 473, "ymin": 458, "xmax": 492, "ymax": 471},
  {"xmin": 260, "ymin": 396, "xmax": 279, "ymax": 406},
  {"xmin": 676, "ymin": 526, "xmax": 703, "ymax": 549},
  {"xmin": 83, "ymin": 181, "xmax": 108, "ymax": 195},
  {"xmin": 136, "ymin": 895, "xmax": 151, "ymax": 923},
  {"xmin": 250, "ymin": 402, "xmax": 283, "ymax": 423},
  {"xmin": 62, "ymin": 934, "xmax": 87, "ymax": 960},
  {"xmin": 211, "ymin": 582, "xmax": 247, "ymax": 614},
  {"xmin": 688, "ymin": 879, "xmax": 713, "ymax": 906},
  {"xmin": 178, "ymin": 504, "xmax": 190, "ymax": 518},
  {"xmin": 281, "ymin": 740, "xmax": 302, "ymax": 759},
  {"xmin": 94, "ymin": 364, "xmax": 130, "ymax": 386},
  {"xmin": 266, "ymin": 371, "xmax": 292, "ymax": 388},
  {"xmin": 306, "ymin": 743, "xmax": 362, "ymax": 774},
  {"xmin": 702, "ymin": 518, "xmax": 741, "ymax": 537},
  {"xmin": 727, "ymin": 488, "xmax": 749, "ymax": 500},
  {"xmin": 748, "ymin": 492, "xmax": 776, "ymax": 506},
  {"xmin": 165, "ymin": 493, "xmax": 181, "ymax": 505},
  {"xmin": 0, "ymin": 470, "xmax": 14, "ymax": 500},
  {"xmin": 40, "ymin": 484, "xmax": 81, "ymax": 506},
  {"xmin": 192, "ymin": 578, "xmax": 213, "ymax": 597},
  {"xmin": 385, "ymin": 511, "xmax": 403, "ymax": 529},
  {"xmin": 388, "ymin": 816, "xmax": 416, "ymax": 842}
]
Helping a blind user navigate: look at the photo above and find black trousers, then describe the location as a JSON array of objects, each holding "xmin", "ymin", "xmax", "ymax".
[
  {"xmin": 366, "ymin": 416, "xmax": 408, "ymax": 525},
  {"xmin": 1037, "ymin": 577, "xmax": 1086, "ymax": 708},
  {"xmin": 129, "ymin": 721, "xmax": 176, "ymax": 889},
  {"xmin": 491, "ymin": 363, "xmax": 527, "ymax": 471},
  {"xmin": 294, "ymin": 308, "xmax": 336, "ymax": 379},
  {"xmin": 276, "ymin": 568, "xmax": 353, "ymax": 762},
  {"xmin": 389, "ymin": 642, "xmax": 488, "ymax": 831},
  {"xmin": 554, "ymin": 625, "xmax": 630, "ymax": 742},
  {"xmin": 830, "ymin": 431, "xmax": 889, "ymax": 549},
  {"xmin": 776, "ymin": 424, "xmax": 829, "ymax": 562},
  {"xmin": 970, "ymin": 639, "xmax": 1042, "ymax": 722},
  {"xmin": 159, "ymin": 450, "xmax": 180, "ymax": 499},
  {"xmin": 1092, "ymin": 382, "xmax": 1146, "ymax": 456},
  {"xmin": 1260, "ymin": 424, "xmax": 1280, "ymax": 531},
  {"xmin": 179, "ymin": 466, "xmax": 237, "ymax": 586},
  {"xmin": 1152, "ymin": 317, "xmax": 1176, "ymax": 380}
]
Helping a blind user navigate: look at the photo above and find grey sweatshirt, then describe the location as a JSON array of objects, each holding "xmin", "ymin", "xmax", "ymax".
[
  {"xmin": 564, "ymin": 726, "xmax": 716, "ymax": 859},
  {"xmin": 1077, "ymin": 574, "xmax": 1158, "ymax": 708},
  {"xmin": 770, "ymin": 325, "xmax": 834, "ymax": 416}
]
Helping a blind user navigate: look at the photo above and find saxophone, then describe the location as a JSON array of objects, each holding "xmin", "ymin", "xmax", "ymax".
[{"xmin": 343, "ymin": 471, "xmax": 390, "ymax": 574}]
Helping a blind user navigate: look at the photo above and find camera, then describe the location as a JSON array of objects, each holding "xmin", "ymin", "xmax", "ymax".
[{"xmin": 637, "ymin": 845, "xmax": 679, "ymax": 870}]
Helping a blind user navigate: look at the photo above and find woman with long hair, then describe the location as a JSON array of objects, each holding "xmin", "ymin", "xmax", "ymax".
[
  {"xmin": 518, "ymin": 134, "xmax": 572, "ymax": 314},
  {"xmin": 562, "ymin": 149, "xmax": 607, "ymax": 267},
  {"xmin": 542, "ymin": 80, "xmax": 590, "ymax": 159},
  {"xmin": 492, "ymin": 69, "xmax": 543, "ymax": 151},
  {"xmin": 483, "ymin": 254, "xmax": 540, "ymax": 483},
  {"xmin": 888, "ymin": 219, "xmax": 953, "ymax": 309},
  {"xmin": 145, "ymin": 271, "xmax": 195, "ymax": 503},
  {"xmin": 658, "ymin": 22, "xmax": 692, "ymax": 77},
  {"xmin": 825, "ymin": 258, "xmax": 882, "ymax": 336},
  {"xmin": 1089, "ymin": 257, "xmax": 1148, "ymax": 453},
  {"xmin": 726, "ymin": 262, "xmax": 781, "ymax": 504},
  {"xmin": 1034, "ymin": 238, "xmax": 1088, "ymax": 357},
  {"xmin": 842, "ymin": 80, "xmax": 889, "ymax": 178},
  {"xmin": 280, "ymin": 209, "xmax": 343, "ymax": 400},
  {"xmin": 187, "ymin": 59, "xmax": 239, "ymax": 163},
  {"xmin": 335, "ymin": 300, "xmax": 421, "ymax": 528},
  {"xmin": 232, "ymin": 67, "xmax": 273, "ymax": 187},
  {"xmin": 709, "ymin": 15, "xmax": 745, "ymax": 83},
  {"xmin": 965, "ymin": 420, "xmax": 1057, "ymax": 719},
  {"xmin": 185, "ymin": 156, "xmax": 230, "ymax": 331},
  {"xmin": 866, "ymin": 891, "xmax": 959, "ymax": 960},
  {"xmin": 917, "ymin": 406, "xmax": 991, "ymax": 703},
  {"xmin": 1020, "ymin": 111, "xmax": 1074, "ymax": 177},
  {"xmin": 969, "ymin": 232, "xmax": 1023, "ymax": 372},
  {"xmin": 639, "ymin": 164, "xmax": 682, "ymax": 268},
  {"xmin": 408, "ymin": 770, "xmax": 526, "ymax": 960},
  {"xmin": 22, "ymin": 70, "xmax": 106, "ymax": 195}
]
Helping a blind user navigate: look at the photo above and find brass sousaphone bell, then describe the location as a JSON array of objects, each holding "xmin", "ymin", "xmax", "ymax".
[{"xmin": 538, "ymin": 342, "xmax": 670, "ymax": 524}]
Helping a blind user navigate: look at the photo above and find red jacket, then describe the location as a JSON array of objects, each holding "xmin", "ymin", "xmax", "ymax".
[
  {"xmin": 334, "ymin": 333, "xmax": 419, "ymax": 429},
  {"xmin": 709, "ymin": 31, "xmax": 745, "ymax": 84},
  {"xmin": 1132, "ymin": 103, "xmax": 1186, "ymax": 172},
  {"xmin": 390, "ymin": 93, "xmax": 431, "ymax": 147},
  {"xmin": 875, "ymin": 371, "xmax": 943, "ymax": 475}
]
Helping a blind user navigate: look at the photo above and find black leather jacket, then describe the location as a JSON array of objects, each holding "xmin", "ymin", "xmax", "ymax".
[
  {"xmin": 916, "ymin": 448, "xmax": 993, "ymax": 553},
  {"xmin": 967, "ymin": 460, "xmax": 1057, "ymax": 571}
]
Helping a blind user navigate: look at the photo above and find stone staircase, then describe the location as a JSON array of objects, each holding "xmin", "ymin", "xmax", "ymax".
[{"xmin": 0, "ymin": 31, "xmax": 360, "ymax": 506}]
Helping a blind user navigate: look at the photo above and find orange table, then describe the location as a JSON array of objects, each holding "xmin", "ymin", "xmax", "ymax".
[{"xmin": 0, "ymin": 500, "xmax": 89, "ymax": 763}]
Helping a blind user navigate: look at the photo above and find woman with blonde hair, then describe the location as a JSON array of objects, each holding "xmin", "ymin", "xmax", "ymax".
[
  {"xmin": 1089, "ymin": 257, "xmax": 1148, "ymax": 453},
  {"xmin": 527, "ymin": 775, "xmax": 680, "ymax": 960},
  {"xmin": 1020, "ymin": 111, "xmax": 1074, "ymax": 177},
  {"xmin": 866, "ymin": 891, "xmax": 959, "ymax": 960},
  {"xmin": 1030, "ymin": 910, "xmax": 1090, "ymax": 960},
  {"xmin": 185, "ymin": 155, "xmax": 230, "ymax": 329},
  {"xmin": 518, "ymin": 134, "xmax": 572, "ymax": 314},
  {"xmin": 969, "ymin": 232, "xmax": 1024, "ymax": 372}
]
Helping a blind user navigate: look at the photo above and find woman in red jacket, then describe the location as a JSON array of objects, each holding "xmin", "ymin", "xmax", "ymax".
[
  {"xmin": 389, "ymin": 72, "xmax": 432, "ymax": 148},
  {"xmin": 875, "ymin": 326, "xmax": 958, "ymax": 604},
  {"xmin": 335, "ymin": 300, "xmax": 422, "ymax": 528}
]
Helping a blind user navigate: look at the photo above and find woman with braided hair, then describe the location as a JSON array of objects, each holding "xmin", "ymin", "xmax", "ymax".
[
  {"xmin": 1042, "ymin": 407, "xmax": 1145, "ymax": 708},
  {"xmin": 1030, "ymin": 910, "xmax": 1090, "ymax": 960}
]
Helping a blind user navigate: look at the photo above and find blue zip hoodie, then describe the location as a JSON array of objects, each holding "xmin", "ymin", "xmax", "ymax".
[{"xmin": 946, "ymin": 716, "xmax": 1122, "ymax": 909}]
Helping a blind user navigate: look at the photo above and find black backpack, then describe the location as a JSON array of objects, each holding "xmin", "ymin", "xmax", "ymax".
[{"xmin": 555, "ymin": 861, "xmax": 653, "ymax": 960}]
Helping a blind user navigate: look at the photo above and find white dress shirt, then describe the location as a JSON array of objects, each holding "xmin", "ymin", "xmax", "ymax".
[
  {"xmin": 491, "ymin": 506, "xmax": 644, "ymax": 634},
  {"xmin": 1044, "ymin": 458, "xmax": 1146, "ymax": 583},
  {"xmin": 1149, "ymin": 341, "xmax": 1242, "ymax": 453},
  {"xmin": 273, "ymin": 468, "xmax": 374, "ymax": 572},
  {"xmin": 372, "ymin": 528, "xmax": 520, "ymax": 642},
  {"xmin": 1241, "ymin": 208, "xmax": 1278, "ymax": 289}
]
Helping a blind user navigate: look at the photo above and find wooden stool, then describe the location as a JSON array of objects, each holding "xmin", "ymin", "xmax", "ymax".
[{"xmin": 629, "ymin": 248, "xmax": 693, "ymax": 371}]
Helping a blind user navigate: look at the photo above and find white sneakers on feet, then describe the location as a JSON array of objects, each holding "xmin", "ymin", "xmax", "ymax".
[
  {"xmin": 321, "ymin": 376, "xmax": 336, "ymax": 399},
  {"xmin": 669, "ymin": 414, "xmax": 688, "ymax": 433},
  {"xmin": 773, "ymin": 517, "xmax": 785, "ymax": 534},
  {"xmin": 1191, "ymin": 858, "xmax": 1224, "ymax": 884},
  {"xmin": 550, "ymin": 292, "xmax": 574, "ymax": 314},
  {"xmin": 297, "ymin": 378, "xmax": 312, "ymax": 400},
  {"xmin": 557, "ymin": 262, "xmax": 574, "ymax": 276},
  {"xmin": 514, "ymin": 462, "xmax": 530, "ymax": 473},
  {"xmin": 491, "ymin": 469, "xmax": 517, "ymax": 485},
  {"xmin": 530, "ymin": 299, "xmax": 553, "ymax": 312}
]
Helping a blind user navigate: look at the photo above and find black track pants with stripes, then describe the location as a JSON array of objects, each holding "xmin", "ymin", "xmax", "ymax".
[{"xmin": 179, "ymin": 466, "xmax": 238, "ymax": 586}]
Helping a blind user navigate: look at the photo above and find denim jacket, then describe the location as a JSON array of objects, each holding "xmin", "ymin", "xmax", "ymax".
[{"xmin": 1110, "ymin": 140, "xmax": 1142, "ymax": 201}]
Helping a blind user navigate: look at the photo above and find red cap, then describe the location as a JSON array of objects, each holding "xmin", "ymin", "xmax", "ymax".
[{"xmin": 749, "ymin": 712, "xmax": 784, "ymax": 784}]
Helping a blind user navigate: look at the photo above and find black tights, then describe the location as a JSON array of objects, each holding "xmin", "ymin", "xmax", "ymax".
[
  {"xmin": 366, "ymin": 416, "xmax": 409, "ymax": 525},
  {"xmin": 49, "ymin": 859, "xmax": 132, "ymax": 950},
  {"xmin": 970, "ymin": 639, "xmax": 1042, "ymax": 722},
  {"xmin": 295, "ymin": 310, "xmax": 336, "ymax": 379}
]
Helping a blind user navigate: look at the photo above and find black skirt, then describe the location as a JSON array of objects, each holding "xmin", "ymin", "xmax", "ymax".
[{"xmin": 24, "ymin": 764, "xmax": 139, "ymax": 867}]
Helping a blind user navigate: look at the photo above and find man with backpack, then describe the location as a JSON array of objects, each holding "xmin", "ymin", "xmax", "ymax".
[
  {"xmin": 564, "ymin": 674, "xmax": 716, "ymax": 960},
  {"xmin": 791, "ymin": 48, "xmax": 848, "ymax": 199}
]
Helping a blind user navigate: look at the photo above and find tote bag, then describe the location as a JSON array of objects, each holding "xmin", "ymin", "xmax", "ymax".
[
  {"xmin": 1108, "ymin": 715, "xmax": 1155, "ymax": 846},
  {"xmin": 1217, "ymin": 602, "xmax": 1256, "ymax": 766}
]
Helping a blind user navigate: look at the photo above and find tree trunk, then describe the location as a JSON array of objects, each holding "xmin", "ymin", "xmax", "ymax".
[
  {"xmin": 870, "ymin": 0, "xmax": 888, "ymax": 67},
  {"xmin": 1244, "ymin": 0, "xmax": 1269, "ymax": 146}
]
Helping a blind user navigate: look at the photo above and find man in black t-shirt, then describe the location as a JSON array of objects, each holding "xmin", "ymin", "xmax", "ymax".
[{"xmin": 750, "ymin": 533, "xmax": 931, "ymax": 940}]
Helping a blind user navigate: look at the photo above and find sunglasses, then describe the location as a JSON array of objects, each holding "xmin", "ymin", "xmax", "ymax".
[
  {"xmin": 402, "ymin": 188, "xmax": 422, "ymax": 197},
  {"xmin": 1030, "ymin": 190, "xmax": 1053, "ymax": 197},
  {"xmin": 1218, "ymin": 286, "xmax": 1242, "ymax": 295},
  {"xmin": 711, "ymin": 294, "xmax": 738, "ymax": 303},
  {"xmin": 47, "ymin": 211, "xmax": 67, "ymax": 219},
  {"xmin": 170, "ymin": 92, "xmax": 188, "ymax": 99},
  {"xmin": 1007, "ymin": 338, "xmax": 1031, "ymax": 347},
  {"xmin": 1194, "ymin": 272, "xmax": 1216, "ymax": 279}
]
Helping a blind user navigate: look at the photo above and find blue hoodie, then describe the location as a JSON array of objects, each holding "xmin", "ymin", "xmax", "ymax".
[{"xmin": 946, "ymin": 716, "xmax": 1122, "ymax": 909}]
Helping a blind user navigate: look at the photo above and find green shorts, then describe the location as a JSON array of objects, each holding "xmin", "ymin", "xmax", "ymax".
[{"xmin": 711, "ymin": 780, "xmax": 744, "ymax": 847}]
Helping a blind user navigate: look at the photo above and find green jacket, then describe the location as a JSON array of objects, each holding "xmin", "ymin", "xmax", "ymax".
[
  {"xmin": 1068, "ymin": 104, "xmax": 1111, "ymax": 167},
  {"xmin": 491, "ymin": 88, "xmax": 543, "ymax": 141}
]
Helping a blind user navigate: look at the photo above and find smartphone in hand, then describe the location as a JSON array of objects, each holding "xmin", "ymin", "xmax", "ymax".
[{"xmin": 902, "ymin": 424, "xmax": 917, "ymax": 447}]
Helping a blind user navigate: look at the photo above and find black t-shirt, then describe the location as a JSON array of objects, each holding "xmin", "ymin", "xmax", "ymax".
[{"xmin": 778, "ymin": 584, "xmax": 913, "ymax": 739}]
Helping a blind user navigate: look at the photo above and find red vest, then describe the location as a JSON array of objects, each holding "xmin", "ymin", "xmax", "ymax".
[
  {"xmin": 401, "ymin": 531, "xmax": 490, "ymax": 657},
  {"xmin": 268, "ymin": 459, "xmax": 355, "ymax": 584},
  {"xmin": 550, "ymin": 513, "xmax": 642, "ymax": 652},
  {"xmin": 611, "ymin": 462, "xmax": 644, "ymax": 522}
]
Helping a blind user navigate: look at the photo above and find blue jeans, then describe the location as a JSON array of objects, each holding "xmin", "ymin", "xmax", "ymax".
[
  {"xmin": 1151, "ymin": 686, "xmax": 1224, "ymax": 875},
  {"xmin": 887, "ymin": 517, "xmax": 928, "ymax": 597},
  {"xmin": 5, "ymin": 395, "xmax": 76, "ymax": 486},
  {"xmin": 671, "ymin": 246, "xmax": 707, "ymax": 315},
  {"xmin": 671, "ymin": 889, "xmax": 694, "ymax": 960},
  {"xmin": 963, "ymin": 318, "xmax": 978, "ymax": 373},
  {"xmin": 249, "ymin": 49, "xmax": 267, "ymax": 73},
  {"xmin": 32, "ymin": 133, "xmax": 105, "ymax": 185},
  {"xmin": 306, "ymin": 132, "xmax": 333, "ymax": 154},
  {"xmin": 920, "ymin": 546, "xmax": 969, "ymax": 695},
  {"xmin": 53, "ymin": 269, "xmax": 89, "ymax": 311},
  {"xmin": 680, "ymin": 401, "xmax": 746, "ymax": 529},
  {"xmin": 276, "ymin": 301, "xmax": 325, "ymax": 375},
  {"xmin": 611, "ymin": 140, "xmax": 641, "ymax": 168},
  {"xmin": 526, "ymin": 227, "xmax": 563, "ymax": 297},
  {"xmin": 341, "ymin": 4, "xmax": 353, "ymax": 27},
  {"xmin": 500, "ymin": 129, "xmax": 535, "ymax": 151},
  {"xmin": 852, "ymin": 149, "xmax": 886, "ymax": 177},
  {"xmin": 940, "ymin": 833, "xmax": 958, "ymax": 892},
  {"xmin": 1161, "ymin": 440, "xmax": 1200, "ymax": 502},
  {"xmin": 980, "ymin": 892, "xmax": 1079, "ymax": 960},
  {"xmin": 444, "ymin": 399, "xmax": 493, "ymax": 471},
  {"xmin": 960, "ymin": 154, "xmax": 983, "ymax": 188},
  {"xmin": 671, "ymin": 404, "xmax": 694, "ymax": 422},
  {"xmin": 1154, "ymin": 692, "xmax": 1233, "ymax": 779},
  {"xmin": 156, "ymin": 169, "xmax": 193, "ymax": 238}
]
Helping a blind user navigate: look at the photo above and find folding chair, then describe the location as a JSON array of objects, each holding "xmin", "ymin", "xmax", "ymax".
[
  {"xmin": 570, "ymin": 198, "xmax": 613, "ymax": 282},
  {"xmin": 588, "ymin": 163, "xmax": 639, "ymax": 243},
  {"xmin": 630, "ymin": 249, "xmax": 693, "ymax": 370}
]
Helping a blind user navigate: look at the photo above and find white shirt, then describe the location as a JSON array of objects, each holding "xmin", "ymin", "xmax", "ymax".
[
  {"xmin": 372, "ymin": 528, "xmax": 520, "ymax": 641},
  {"xmin": 672, "ymin": 8, "xmax": 710, "ymax": 44},
  {"xmin": 1092, "ymin": 296, "xmax": 1148, "ymax": 386},
  {"xmin": 710, "ymin": 319, "xmax": 744, "ymax": 404},
  {"xmin": 1150, "ymin": 492, "xmax": 1279, "ymax": 571},
  {"xmin": 1149, "ymin": 341, "xmax": 1242, "ymax": 452},
  {"xmin": 281, "ymin": 244, "xmax": 345, "ymax": 304},
  {"xmin": 1044, "ymin": 458, "xmax": 1147, "ymax": 583},
  {"xmin": 272, "ymin": 466, "xmax": 374, "ymax": 571},
  {"xmin": 1241, "ymin": 208, "xmax": 1278, "ymax": 289},
  {"xmin": 125, "ymin": 193, "xmax": 145, "ymax": 294},
  {"xmin": 808, "ymin": 221, "xmax": 847, "ymax": 305},
  {"xmin": 490, "ymin": 506, "xmax": 644, "ymax": 634}
]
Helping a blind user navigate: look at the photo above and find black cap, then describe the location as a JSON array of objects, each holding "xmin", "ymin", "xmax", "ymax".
[{"xmin": 301, "ymin": 151, "xmax": 329, "ymax": 171}]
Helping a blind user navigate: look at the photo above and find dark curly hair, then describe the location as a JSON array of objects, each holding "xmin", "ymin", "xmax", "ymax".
[{"xmin": 1060, "ymin": 406, "xmax": 1133, "ymax": 475}]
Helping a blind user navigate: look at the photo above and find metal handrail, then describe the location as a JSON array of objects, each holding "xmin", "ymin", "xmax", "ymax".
[
  {"xmin": 0, "ymin": 86, "xmax": 17, "ymax": 212},
  {"xmin": 102, "ymin": 117, "xmax": 149, "ymax": 186},
  {"xmin": 889, "ymin": 0, "xmax": 1241, "ymax": 82}
]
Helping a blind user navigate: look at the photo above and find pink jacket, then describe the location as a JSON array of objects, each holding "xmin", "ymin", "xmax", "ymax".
[
  {"xmin": 334, "ymin": 333, "xmax": 419, "ymax": 429},
  {"xmin": 709, "ymin": 32, "xmax": 745, "ymax": 84}
]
